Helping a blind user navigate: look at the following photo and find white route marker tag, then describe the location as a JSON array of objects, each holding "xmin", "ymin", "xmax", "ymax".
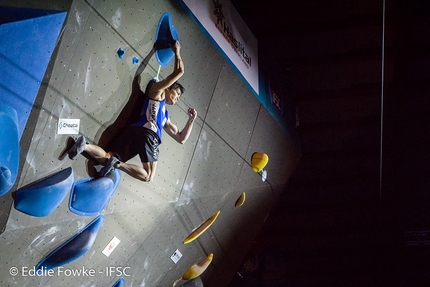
[
  {"xmin": 102, "ymin": 237, "xmax": 121, "ymax": 257},
  {"xmin": 170, "ymin": 249, "xmax": 182, "ymax": 264}
]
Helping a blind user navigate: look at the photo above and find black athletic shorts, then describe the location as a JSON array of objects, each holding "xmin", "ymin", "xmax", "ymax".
[{"xmin": 107, "ymin": 126, "xmax": 160, "ymax": 163}]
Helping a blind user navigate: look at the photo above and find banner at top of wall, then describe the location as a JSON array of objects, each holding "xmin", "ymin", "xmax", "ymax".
[
  {"xmin": 178, "ymin": 0, "xmax": 300, "ymax": 143},
  {"xmin": 178, "ymin": 0, "xmax": 259, "ymax": 95}
]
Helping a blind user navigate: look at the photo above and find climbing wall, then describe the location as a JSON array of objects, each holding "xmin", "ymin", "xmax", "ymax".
[{"xmin": 0, "ymin": 0, "xmax": 301, "ymax": 286}]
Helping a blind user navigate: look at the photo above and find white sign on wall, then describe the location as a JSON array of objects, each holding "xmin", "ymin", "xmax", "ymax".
[
  {"xmin": 57, "ymin": 119, "xmax": 80, "ymax": 135},
  {"xmin": 180, "ymin": 0, "xmax": 259, "ymax": 94},
  {"xmin": 170, "ymin": 249, "xmax": 183, "ymax": 264},
  {"xmin": 102, "ymin": 236, "xmax": 121, "ymax": 257}
]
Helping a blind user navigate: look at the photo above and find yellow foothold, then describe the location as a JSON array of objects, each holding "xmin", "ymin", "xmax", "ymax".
[
  {"xmin": 182, "ymin": 253, "xmax": 213, "ymax": 280},
  {"xmin": 235, "ymin": 192, "xmax": 246, "ymax": 207},
  {"xmin": 183, "ymin": 211, "xmax": 220, "ymax": 244},
  {"xmin": 251, "ymin": 152, "xmax": 269, "ymax": 172}
]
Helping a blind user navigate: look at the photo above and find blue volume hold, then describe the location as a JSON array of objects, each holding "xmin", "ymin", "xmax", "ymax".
[
  {"xmin": 69, "ymin": 169, "xmax": 121, "ymax": 216},
  {"xmin": 0, "ymin": 9, "xmax": 67, "ymax": 139},
  {"xmin": 154, "ymin": 12, "xmax": 179, "ymax": 66},
  {"xmin": 14, "ymin": 167, "xmax": 74, "ymax": 217},
  {"xmin": 0, "ymin": 104, "xmax": 19, "ymax": 196},
  {"xmin": 112, "ymin": 278, "xmax": 125, "ymax": 287},
  {"xmin": 35, "ymin": 215, "xmax": 105, "ymax": 272}
]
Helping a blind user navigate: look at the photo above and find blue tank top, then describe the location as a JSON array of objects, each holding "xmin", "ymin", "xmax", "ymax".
[{"xmin": 132, "ymin": 97, "xmax": 168, "ymax": 142}]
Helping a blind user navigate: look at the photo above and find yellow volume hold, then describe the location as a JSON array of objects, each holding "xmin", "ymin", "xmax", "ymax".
[
  {"xmin": 172, "ymin": 254, "xmax": 214, "ymax": 286},
  {"xmin": 183, "ymin": 253, "xmax": 213, "ymax": 280},
  {"xmin": 235, "ymin": 192, "xmax": 246, "ymax": 207},
  {"xmin": 251, "ymin": 152, "xmax": 269, "ymax": 172},
  {"xmin": 183, "ymin": 211, "xmax": 220, "ymax": 244}
]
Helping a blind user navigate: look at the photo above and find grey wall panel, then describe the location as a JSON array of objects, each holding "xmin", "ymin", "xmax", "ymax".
[
  {"xmin": 205, "ymin": 64, "xmax": 261, "ymax": 158},
  {"xmin": 174, "ymin": 197, "xmax": 228, "ymax": 287},
  {"xmin": 0, "ymin": 0, "xmax": 302, "ymax": 286},
  {"xmin": 89, "ymin": 207, "xmax": 175, "ymax": 269},
  {"xmin": 235, "ymin": 148, "xmax": 273, "ymax": 194},
  {"xmin": 0, "ymin": 203, "xmax": 11, "ymax": 237},
  {"xmin": 90, "ymin": 0, "xmax": 161, "ymax": 80},
  {"xmin": 91, "ymin": 0, "xmax": 171, "ymax": 47},
  {"xmin": 44, "ymin": 274, "xmax": 85, "ymax": 287},
  {"xmin": 0, "ymin": 231, "xmax": 46, "ymax": 287},
  {"xmin": 124, "ymin": 208, "xmax": 203, "ymax": 286},
  {"xmin": 198, "ymin": 185, "xmax": 275, "ymax": 286},
  {"xmin": 102, "ymin": 176, "xmax": 175, "ymax": 214},
  {"xmin": 14, "ymin": 0, "xmax": 137, "ymax": 186},
  {"xmin": 11, "ymin": 0, "xmax": 93, "ymax": 188},
  {"xmin": 6, "ymin": 184, "xmax": 86, "ymax": 230},
  {"xmin": 154, "ymin": 112, "xmax": 203, "ymax": 202},
  {"xmin": 102, "ymin": 173, "xmax": 178, "ymax": 211},
  {"xmin": 179, "ymin": 124, "xmax": 244, "ymax": 204},
  {"xmin": 174, "ymin": 21, "xmax": 224, "ymax": 122},
  {"xmin": 160, "ymin": 204, "xmax": 221, "ymax": 286},
  {"xmin": 248, "ymin": 106, "xmax": 302, "ymax": 193},
  {"xmin": 56, "ymin": 13, "xmax": 131, "ymax": 126},
  {"xmin": 175, "ymin": 198, "xmax": 220, "ymax": 248},
  {"xmin": 8, "ymin": 217, "xmax": 92, "ymax": 254}
]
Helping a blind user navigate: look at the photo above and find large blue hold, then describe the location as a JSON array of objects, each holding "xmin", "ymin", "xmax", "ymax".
[
  {"xmin": 112, "ymin": 278, "xmax": 125, "ymax": 287},
  {"xmin": 69, "ymin": 169, "xmax": 121, "ymax": 216},
  {"xmin": 0, "ymin": 104, "xmax": 19, "ymax": 196},
  {"xmin": 154, "ymin": 12, "xmax": 179, "ymax": 66},
  {"xmin": 0, "ymin": 7, "xmax": 66, "ymax": 196},
  {"xmin": 0, "ymin": 7, "xmax": 67, "ymax": 139},
  {"xmin": 14, "ymin": 167, "xmax": 74, "ymax": 217},
  {"xmin": 35, "ymin": 215, "xmax": 105, "ymax": 272}
]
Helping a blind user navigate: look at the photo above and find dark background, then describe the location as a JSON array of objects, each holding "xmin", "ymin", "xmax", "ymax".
[{"xmin": 229, "ymin": 0, "xmax": 430, "ymax": 285}]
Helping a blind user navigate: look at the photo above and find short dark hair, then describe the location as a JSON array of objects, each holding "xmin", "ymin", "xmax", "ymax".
[{"xmin": 169, "ymin": 81, "xmax": 185, "ymax": 95}]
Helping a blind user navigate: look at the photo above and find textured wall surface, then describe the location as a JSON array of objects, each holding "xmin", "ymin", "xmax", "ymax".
[{"xmin": 0, "ymin": 0, "xmax": 301, "ymax": 286}]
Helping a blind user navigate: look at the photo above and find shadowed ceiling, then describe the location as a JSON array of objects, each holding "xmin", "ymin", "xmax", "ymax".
[{"xmin": 229, "ymin": 0, "xmax": 430, "ymax": 285}]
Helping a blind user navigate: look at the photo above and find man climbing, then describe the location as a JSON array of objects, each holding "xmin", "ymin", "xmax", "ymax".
[{"xmin": 68, "ymin": 41, "xmax": 197, "ymax": 182}]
